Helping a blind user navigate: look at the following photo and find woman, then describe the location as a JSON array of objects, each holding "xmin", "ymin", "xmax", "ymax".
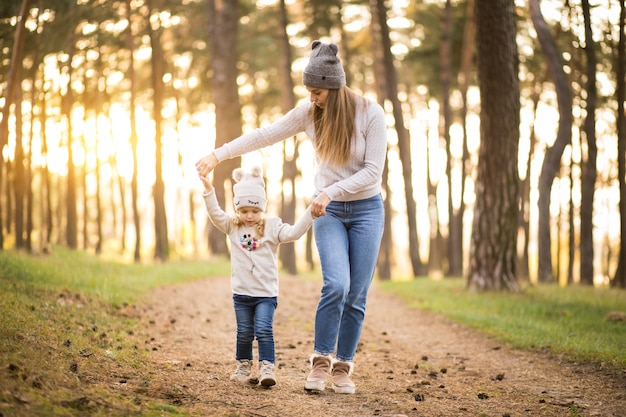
[{"xmin": 196, "ymin": 40, "xmax": 387, "ymax": 394}]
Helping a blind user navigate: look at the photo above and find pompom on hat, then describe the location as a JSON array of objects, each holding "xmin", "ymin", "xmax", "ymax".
[
  {"xmin": 302, "ymin": 40, "xmax": 346, "ymax": 89},
  {"xmin": 232, "ymin": 166, "xmax": 267, "ymax": 211}
]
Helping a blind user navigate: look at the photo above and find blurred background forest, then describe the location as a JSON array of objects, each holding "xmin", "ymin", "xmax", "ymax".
[{"xmin": 1, "ymin": 0, "xmax": 625, "ymax": 290}]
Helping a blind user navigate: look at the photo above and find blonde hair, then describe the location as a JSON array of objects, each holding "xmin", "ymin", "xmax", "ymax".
[
  {"xmin": 231, "ymin": 215, "xmax": 266, "ymax": 238},
  {"xmin": 312, "ymin": 87, "xmax": 363, "ymax": 166}
]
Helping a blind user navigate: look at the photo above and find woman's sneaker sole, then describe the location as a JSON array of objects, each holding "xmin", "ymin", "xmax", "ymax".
[
  {"xmin": 332, "ymin": 384, "xmax": 356, "ymax": 394},
  {"xmin": 304, "ymin": 381, "xmax": 325, "ymax": 392}
]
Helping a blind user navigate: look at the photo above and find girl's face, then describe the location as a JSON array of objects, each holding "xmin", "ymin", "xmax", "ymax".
[
  {"xmin": 306, "ymin": 86, "xmax": 329, "ymax": 108},
  {"xmin": 236, "ymin": 206, "xmax": 263, "ymax": 227}
]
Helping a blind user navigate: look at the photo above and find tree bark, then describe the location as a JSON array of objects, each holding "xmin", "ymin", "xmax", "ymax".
[
  {"xmin": 14, "ymin": 86, "xmax": 25, "ymax": 249},
  {"xmin": 529, "ymin": 0, "xmax": 573, "ymax": 283},
  {"xmin": 125, "ymin": 0, "xmax": 141, "ymax": 262},
  {"xmin": 277, "ymin": 0, "xmax": 299, "ymax": 275},
  {"xmin": 442, "ymin": 0, "xmax": 463, "ymax": 277},
  {"xmin": 373, "ymin": 0, "xmax": 424, "ymax": 277},
  {"xmin": 578, "ymin": 0, "xmax": 597, "ymax": 286},
  {"xmin": 468, "ymin": 0, "xmax": 520, "ymax": 291},
  {"xmin": 369, "ymin": 0, "xmax": 392, "ymax": 280},
  {"xmin": 0, "ymin": 0, "xmax": 35, "ymax": 249},
  {"xmin": 455, "ymin": 0, "xmax": 476, "ymax": 279},
  {"xmin": 206, "ymin": 0, "xmax": 242, "ymax": 256},
  {"xmin": 64, "ymin": 43, "xmax": 78, "ymax": 250},
  {"xmin": 148, "ymin": 0, "xmax": 169, "ymax": 262},
  {"xmin": 613, "ymin": 0, "xmax": 626, "ymax": 288}
]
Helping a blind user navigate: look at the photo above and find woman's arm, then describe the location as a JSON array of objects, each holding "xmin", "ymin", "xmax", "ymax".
[{"xmin": 196, "ymin": 102, "xmax": 311, "ymax": 179}]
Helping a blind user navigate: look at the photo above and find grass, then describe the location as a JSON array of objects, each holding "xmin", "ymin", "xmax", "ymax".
[
  {"xmin": 0, "ymin": 246, "xmax": 228, "ymax": 417},
  {"xmin": 1, "ymin": 247, "xmax": 230, "ymax": 306},
  {"xmin": 380, "ymin": 277, "xmax": 626, "ymax": 368},
  {"xmin": 2, "ymin": 247, "xmax": 625, "ymax": 415}
]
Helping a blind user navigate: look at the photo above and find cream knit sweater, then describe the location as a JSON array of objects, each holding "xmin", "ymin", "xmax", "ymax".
[
  {"xmin": 203, "ymin": 189, "xmax": 314, "ymax": 297},
  {"xmin": 213, "ymin": 99, "xmax": 387, "ymax": 202}
]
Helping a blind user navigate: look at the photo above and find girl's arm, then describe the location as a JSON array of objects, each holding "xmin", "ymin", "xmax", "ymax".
[{"xmin": 202, "ymin": 188, "xmax": 231, "ymax": 234}]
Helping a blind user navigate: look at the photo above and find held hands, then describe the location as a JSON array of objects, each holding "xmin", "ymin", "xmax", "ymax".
[
  {"xmin": 196, "ymin": 153, "xmax": 218, "ymax": 191},
  {"xmin": 196, "ymin": 153, "xmax": 218, "ymax": 179},
  {"xmin": 311, "ymin": 193, "xmax": 330, "ymax": 217}
]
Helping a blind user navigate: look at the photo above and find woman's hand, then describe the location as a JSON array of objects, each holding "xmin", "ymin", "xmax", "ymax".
[
  {"xmin": 196, "ymin": 153, "xmax": 218, "ymax": 180},
  {"xmin": 311, "ymin": 192, "xmax": 331, "ymax": 217}
]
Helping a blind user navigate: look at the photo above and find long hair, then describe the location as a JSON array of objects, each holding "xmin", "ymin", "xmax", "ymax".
[
  {"xmin": 313, "ymin": 87, "xmax": 362, "ymax": 166},
  {"xmin": 231, "ymin": 215, "xmax": 265, "ymax": 238}
]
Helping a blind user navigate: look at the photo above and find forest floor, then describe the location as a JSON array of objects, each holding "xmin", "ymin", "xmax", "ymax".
[{"xmin": 131, "ymin": 275, "xmax": 626, "ymax": 417}]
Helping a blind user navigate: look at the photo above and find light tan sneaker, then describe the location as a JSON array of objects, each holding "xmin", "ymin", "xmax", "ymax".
[
  {"xmin": 331, "ymin": 360, "xmax": 355, "ymax": 394},
  {"xmin": 259, "ymin": 360, "xmax": 277, "ymax": 387},
  {"xmin": 230, "ymin": 359, "xmax": 252, "ymax": 383},
  {"xmin": 304, "ymin": 354, "xmax": 331, "ymax": 392}
]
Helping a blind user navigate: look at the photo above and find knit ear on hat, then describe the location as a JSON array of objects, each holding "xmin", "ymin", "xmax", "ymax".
[
  {"xmin": 232, "ymin": 168, "xmax": 244, "ymax": 183},
  {"xmin": 250, "ymin": 166, "xmax": 263, "ymax": 178},
  {"xmin": 311, "ymin": 40, "xmax": 338, "ymax": 55}
]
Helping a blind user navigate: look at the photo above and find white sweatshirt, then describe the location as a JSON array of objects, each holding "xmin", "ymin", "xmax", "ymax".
[
  {"xmin": 213, "ymin": 99, "xmax": 387, "ymax": 202},
  {"xmin": 203, "ymin": 189, "xmax": 314, "ymax": 297}
]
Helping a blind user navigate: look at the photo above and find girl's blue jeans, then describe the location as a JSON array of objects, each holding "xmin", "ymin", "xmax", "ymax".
[
  {"xmin": 232, "ymin": 294, "xmax": 277, "ymax": 363},
  {"xmin": 312, "ymin": 194, "xmax": 385, "ymax": 362}
]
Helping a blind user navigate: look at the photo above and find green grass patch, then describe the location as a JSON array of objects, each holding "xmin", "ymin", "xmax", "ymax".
[
  {"xmin": 0, "ymin": 246, "xmax": 229, "ymax": 417},
  {"xmin": 380, "ymin": 278, "xmax": 626, "ymax": 368}
]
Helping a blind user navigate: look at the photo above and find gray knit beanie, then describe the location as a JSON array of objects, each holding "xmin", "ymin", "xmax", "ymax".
[
  {"xmin": 302, "ymin": 40, "xmax": 346, "ymax": 89},
  {"xmin": 232, "ymin": 167, "xmax": 267, "ymax": 211}
]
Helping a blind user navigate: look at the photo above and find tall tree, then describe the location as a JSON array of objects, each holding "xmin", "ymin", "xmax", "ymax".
[
  {"xmin": 456, "ymin": 0, "xmax": 475, "ymax": 278},
  {"xmin": 125, "ymin": 0, "xmax": 141, "ymax": 262},
  {"xmin": 63, "ymin": 42, "xmax": 78, "ymax": 250},
  {"xmin": 369, "ymin": 0, "xmax": 393, "ymax": 280},
  {"xmin": 441, "ymin": 0, "xmax": 463, "ymax": 277},
  {"xmin": 206, "ymin": 0, "xmax": 242, "ymax": 256},
  {"xmin": 277, "ymin": 0, "xmax": 299, "ymax": 275},
  {"xmin": 613, "ymin": 0, "xmax": 626, "ymax": 288},
  {"xmin": 0, "ymin": 0, "xmax": 34, "ymax": 249},
  {"xmin": 468, "ymin": 0, "xmax": 520, "ymax": 291},
  {"xmin": 530, "ymin": 0, "xmax": 573, "ymax": 283},
  {"xmin": 14, "ymin": 86, "xmax": 25, "ymax": 249},
  {"xmin": 147, "ymin": 0, "xmax": 169, "ymax": 261},
  {"xmin": 373, "ymin": 0, "xmax": 424, "ymax": 278},
  {"xmin": 579, "ymin": 0, "xmax": 597, "ymax": 285},
  {"xmin": 518, "ymin": 81, "xmax": 542, "ymax": 282}
]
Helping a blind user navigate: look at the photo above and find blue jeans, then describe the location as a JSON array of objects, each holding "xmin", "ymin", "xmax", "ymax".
[
  {"xmin": 232, "ymin": 294, "xmax": 277, "ymax": 363},
  {"xmin": 312, "ymin": 194, "xmax": 384, "ymax": 362}
]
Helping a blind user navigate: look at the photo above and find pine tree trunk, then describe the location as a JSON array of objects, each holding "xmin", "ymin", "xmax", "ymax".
[
  {"xmin": 468, "ymin": 0, "xmax": 520, "ymax": 291},
  {"xmin": 206, "ymin": 0, "xmax": 241, "ymax": 256},
  {"xmin": 125, "ymin": 0, "xmax": 141, "ymax": 262},
  {"xmin": 373, "ymin": 0, "xmax": 424, "ymax": 277},
  {"xmin": 0, "ymin": 0, "xmax": 34, "ymax": 250},
  {"xmin": 613, "ymin": 0, "xmax": 626, "ymax": 288},
  {"xmin": 277, "ymin": 0, "xmax": 298, "ymax": 275},
  {"xmin": 530, "ymin": 0, "xmax": 573, "ymax": 283},
  {"xmin": 148, "ymin": 1, "xmax": 169, "ymax": 262},
  {"xmin": 579, "ymin": 0, "xmax": 598, "ymax": 286}
]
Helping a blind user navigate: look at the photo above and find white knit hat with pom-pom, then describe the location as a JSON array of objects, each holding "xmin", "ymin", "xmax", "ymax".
[{"xmin": 232, "ymin": 166, "xmax": 267, "ymax": 211}]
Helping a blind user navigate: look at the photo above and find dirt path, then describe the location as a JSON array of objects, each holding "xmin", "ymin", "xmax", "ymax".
[{"xmin": 133, "ymin": 275, "xmax": 626, "ymax": 417}]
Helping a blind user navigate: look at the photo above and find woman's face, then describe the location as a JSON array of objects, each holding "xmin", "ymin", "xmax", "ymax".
[{"xmin": 306, "ymin": 86, "xmax": 329, "ymax": 108}]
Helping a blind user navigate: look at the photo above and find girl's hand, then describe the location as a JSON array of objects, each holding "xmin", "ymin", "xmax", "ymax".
[
  {"xmin": 201, "ymin": 175, "xmax": 213, "ymax": 192},
  {"xmin": 196, "ymin": 153, "xmax": 218, "ymax": 179}
]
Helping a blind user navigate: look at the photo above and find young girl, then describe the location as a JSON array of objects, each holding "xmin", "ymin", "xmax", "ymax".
[{"xmin": 201, "ymin": 166, "xmax": 314, "ymax": 387}]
